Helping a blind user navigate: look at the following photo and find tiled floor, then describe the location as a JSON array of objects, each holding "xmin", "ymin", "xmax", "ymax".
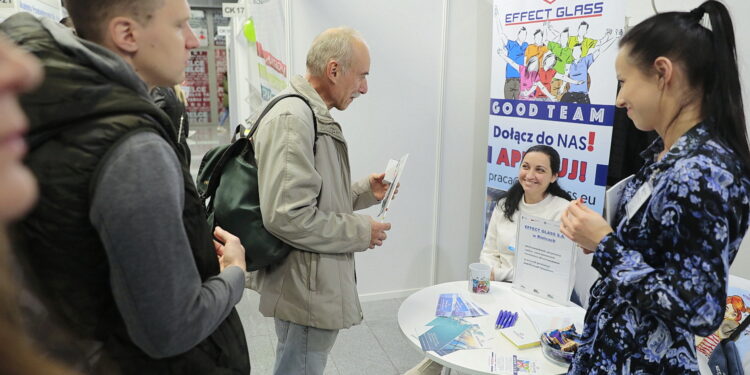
[{"xmin": 235, "ymin": 290, "xmax": 426, "ymax": 375}]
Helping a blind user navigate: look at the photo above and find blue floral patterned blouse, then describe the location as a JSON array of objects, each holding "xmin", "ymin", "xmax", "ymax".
[{"xmin": 568, "ymin": 123, "xmax": 750, "ymax": 374}]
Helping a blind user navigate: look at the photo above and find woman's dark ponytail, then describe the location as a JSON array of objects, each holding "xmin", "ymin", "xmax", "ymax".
[
  {"xmin": 620, "ymin": 0, "xmax": 750, "ymax": 173},
  {"xmin": 500, "ymin": 145, "xmax": 572, "ymax": 221},
  {"xmin": 698, "ymin": 1, "xmax": 749, "ymax": 173}
]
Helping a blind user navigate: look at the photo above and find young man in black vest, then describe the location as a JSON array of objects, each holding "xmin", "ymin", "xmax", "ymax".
[{"xmin": 1, "ymin": 0, "xmax": 250, "ymax": 373}]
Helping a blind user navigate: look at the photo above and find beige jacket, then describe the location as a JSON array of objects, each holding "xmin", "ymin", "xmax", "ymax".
[{"xmin": 250, "ymin": 75, "xmax": 379, "ymax": 330}]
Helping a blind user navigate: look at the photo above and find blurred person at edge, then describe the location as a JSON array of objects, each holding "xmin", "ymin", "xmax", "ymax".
[
  {"xmin": 0, "ymin": 0, "xmax": 250, "ymax": 373},
  {"xmin": 0, "ymin": 33, "xmax": 79, "ymax": 375},
  {"xmin": 560, "ymin": 1, "xmax": 750, "ymax": 373}
]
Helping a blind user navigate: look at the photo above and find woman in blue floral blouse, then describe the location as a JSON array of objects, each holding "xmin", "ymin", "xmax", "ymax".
[{"xmin": 559, "ymin": 1, "xmax": 750, "ymax": 374}]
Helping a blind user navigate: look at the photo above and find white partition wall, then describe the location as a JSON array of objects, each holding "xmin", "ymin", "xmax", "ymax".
[
  {"xmin": 288, "ymin": 0, "xmax": 447, "ymax": 297},
  {"xmin": 435, "ymin": 0, "xmax": 493, "ymax": 283}
]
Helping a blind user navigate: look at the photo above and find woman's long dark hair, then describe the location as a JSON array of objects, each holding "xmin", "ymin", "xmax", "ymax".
[
  {"xmin": 500, "ymin": 145, "xmax": 572, "ymax": 221},
  {"xmin": 620, "ymin": 0, "xmax": 750, "ymax": 173}
]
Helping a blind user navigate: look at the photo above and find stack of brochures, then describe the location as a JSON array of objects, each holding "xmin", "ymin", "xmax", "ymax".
[
  {"xmin": 417, "ymin": 317, "xmax": 486, "ymax": 356},
  {"xmin": 435, "ymin": 293, "xmax": 488, "ymax": 318},
  {"xmin": 416, "ymin": 294, "xmax": 489, "ymax": 356}
]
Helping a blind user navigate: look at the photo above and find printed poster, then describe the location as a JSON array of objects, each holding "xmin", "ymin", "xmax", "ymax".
[
  {"xmin": 185, "ymin": 50, "xmax": 211, "ymax": 124},
  {"xmin": 189, "ymin": 10, "xmax": 209, "ymax": 48},
  {"xmin": 215, "ymin": 49, "xmax": 228, "ymax": 118},
  {"xmin": 696, "ymin": 276, "xmax": 750, "ymax": 374},
  {"xmin": 213, "ymin": 12, "xmax": 230, "ymax": 47},
  {"xmin": 485, "ymin": 0, "xmax": 626, "ymax": 231}
]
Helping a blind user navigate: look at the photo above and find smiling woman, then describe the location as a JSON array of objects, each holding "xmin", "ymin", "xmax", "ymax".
[{"xmin": 481, "ymin": 144, "xmax": 573, "ymax": 283}]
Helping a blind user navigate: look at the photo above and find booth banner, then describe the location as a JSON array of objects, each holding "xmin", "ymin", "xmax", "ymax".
[
  {"xmin": 249, "ymin": 0, "xmax": 288, "ymax": 103},
  {"xmin": 485, "ymin": 0, "xmax": 625, "ymax": 222},
  {"xmin": 18, "ymin": 0, "xmax": 58, "ymax": 20},
  {"xmin": 1, "ymin": 0, "xmax": 61, "ymax": 22}
]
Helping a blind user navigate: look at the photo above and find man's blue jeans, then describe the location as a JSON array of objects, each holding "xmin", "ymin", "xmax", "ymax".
[{"xmin": 273, "ymin": 319, "xmax": 339, "ymax": 375}]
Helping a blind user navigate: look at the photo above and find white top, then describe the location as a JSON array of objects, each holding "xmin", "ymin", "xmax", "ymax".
[{"xmin": 480, "ymin": 194, "xmax": 570, "ymax": 282}]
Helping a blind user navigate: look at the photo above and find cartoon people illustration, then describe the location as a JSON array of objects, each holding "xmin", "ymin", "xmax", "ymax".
[
  {"xmin": 719, "ymin": 295, "xmax": 750, "ymax": 339},
  {"xmin": 567, "ymin": 21, "xmax": 599, "ymax": 57},
  {"xmin": 497, "ymin": 50, "xmax": 541, "ymax": 101},
  {"xmin": 493, "ymin": 13, "xmax": 622, "ymax": 104},
  {"xmin": 495, "ymin": 5, "xmax": 528, "ymax": 99},
  {"xmin": 559, "ymin": 28, "xmax": 621, "ymax": 104},
  {"xmin": 525, "ymin": 28, "xmax": 549, "ymax": 66},
  {"xmin": 537, "ymin": 50, "xmax": 583, "ymax": 101},
  {"xmin": 546, "ymin": 25, "xmax": 574, "ymax": 100},
  {"xmin": 498, "ymin": 47, "xmax": 583, "ymax": 102},
  {"xmin": 696, "ymin": 294, "xmax": 749, "ymax": 356}
]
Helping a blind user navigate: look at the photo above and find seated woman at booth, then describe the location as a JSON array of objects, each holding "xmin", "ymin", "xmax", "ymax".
[
  {"xmin": 481, "ymin": 144, "xmax": 573, "ymax": 282},
  {"xmin": 406, "ymin": 144, "xmax": 573, "ymax": 375}
]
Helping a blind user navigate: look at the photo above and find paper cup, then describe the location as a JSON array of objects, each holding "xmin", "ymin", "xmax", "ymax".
[{"xmin": 468, "ymin": 263, "xmax": 491, "ymax": 293}]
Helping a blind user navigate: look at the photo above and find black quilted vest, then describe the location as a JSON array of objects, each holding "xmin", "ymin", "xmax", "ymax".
[{"xmin": 3, "ymin": 13, "xmax": 249, "ymax": 374}]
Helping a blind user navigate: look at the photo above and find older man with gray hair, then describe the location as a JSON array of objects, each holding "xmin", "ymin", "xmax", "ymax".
[{"xmin": 251, "ymin": 27, "xmax": 393, "ymax": 375}]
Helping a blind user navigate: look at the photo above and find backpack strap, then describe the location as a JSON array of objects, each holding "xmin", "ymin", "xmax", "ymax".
[
  {"xmin": 729, "ymin": 314, "xmax": 750, "ymax": 342},
  {"xmin": 201, "ymin": 94, "xmax": 318, "ymax": 202},
  {"xmin": 246, "ymin": 93, "xmax": 318, "ymax": 154}
]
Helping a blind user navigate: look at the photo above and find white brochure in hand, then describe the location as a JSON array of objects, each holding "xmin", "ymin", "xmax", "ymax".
[{"xmin": 377, "ymin": 154, "xmax": 409, "ymax": 220}]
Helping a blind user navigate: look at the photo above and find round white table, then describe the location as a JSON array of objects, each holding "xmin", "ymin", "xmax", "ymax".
[{"xmin": 397, "ymin": 281, "xmax": 583, "ymax": 375}]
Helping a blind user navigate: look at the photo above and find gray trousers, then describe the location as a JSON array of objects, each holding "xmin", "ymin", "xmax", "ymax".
[
  {"xmin": 273, "ymin": 319, "xmax": 339, "ymax": 375},
  {"xmin": 504, "ymin": 78, "xmax": 520, "ymax": 100}
]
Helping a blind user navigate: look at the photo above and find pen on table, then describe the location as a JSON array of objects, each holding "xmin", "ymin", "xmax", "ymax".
[
  {"xmin": 501, "ymin": 311, "xmax": 513, "ymax": 328},
  {"xmin": 495, "ymin": 311, "xmax": 505, "ymax": 329},
  {"xmin": 499, "ymin": 311, "xmax": 510, "ymax": 328},
  {"xmin": 507, "ymin": 312, "xmax": 519, "ymax": 328}
]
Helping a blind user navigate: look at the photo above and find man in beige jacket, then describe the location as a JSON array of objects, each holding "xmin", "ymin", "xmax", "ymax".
[{"xmin": 251, "ymin": 27, "xmax": 393, "ymax": 375}]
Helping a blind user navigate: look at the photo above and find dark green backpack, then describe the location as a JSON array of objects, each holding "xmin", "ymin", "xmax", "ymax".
[{"xmin": 197, "ymin": 94, "xmax": 317, "ymax": 271}]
